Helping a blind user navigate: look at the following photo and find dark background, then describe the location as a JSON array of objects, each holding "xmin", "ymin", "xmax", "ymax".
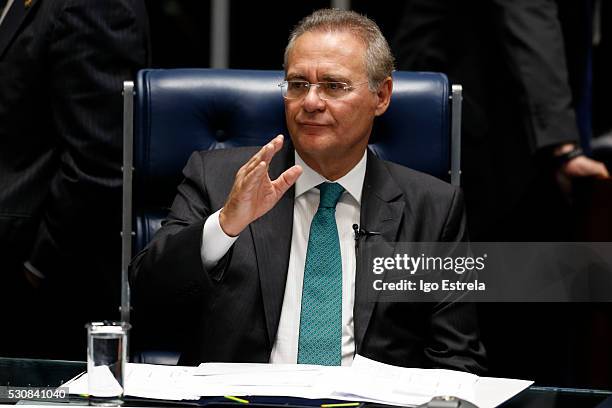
[
  {"xmin": 145, "ymin": 1, "xmax": 402, "ymax": 69},
  {"xmin": 145, "ymin": 0, "xmax": 611, "ymax": 139}
]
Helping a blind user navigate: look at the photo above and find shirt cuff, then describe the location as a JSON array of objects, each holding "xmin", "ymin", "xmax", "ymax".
[
  {"xmin": 24, "ymin": 261, "xmax": 45, "ymax": 279},
  {"xmin": 201, "ymin": 209, "xmax": 239, "ymax": 268}
]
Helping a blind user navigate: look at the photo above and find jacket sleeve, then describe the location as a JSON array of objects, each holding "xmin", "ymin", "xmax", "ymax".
[
  {"xmin": 491, "ymin": 0, "xmax": 579, "ymax": 151},
  {"xmin": 426, "ymin": 187, "xmax": 488, "ymax": 374},
  {"xmin": 27, "ymin": 0, "xmax": 150, "ymax": 277}
]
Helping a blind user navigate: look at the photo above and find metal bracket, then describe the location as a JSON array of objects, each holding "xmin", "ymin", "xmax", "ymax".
[
  {"xmin": 121, "ymin": 81, "xmax": 135, "ymax": 324},
  {"xmin": 450, "ymin": 85, "xmax": 463, "ymax": 186}
]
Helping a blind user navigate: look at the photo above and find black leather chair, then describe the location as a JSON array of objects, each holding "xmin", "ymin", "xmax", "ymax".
[{"xmin": 121, "ymin": 68, "xmax": 462, "ymax": 364}]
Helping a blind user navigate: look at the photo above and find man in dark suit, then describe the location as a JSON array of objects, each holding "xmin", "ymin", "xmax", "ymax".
[
  {"xmin": 392, "ymin": 0, "xmax": 609, "ymax": 385},
  {"xmin": 131, "ymin": 9, "xmax": 485, "ymax": 373},
  {"xmin": 0, "ymin": 0, "xmax": 149, "ymax": 358}
]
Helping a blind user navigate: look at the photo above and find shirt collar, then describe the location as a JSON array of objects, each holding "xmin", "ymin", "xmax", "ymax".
[{"xmin": 294, "ymin": 150, "xmax": 367, "ymax": 204}]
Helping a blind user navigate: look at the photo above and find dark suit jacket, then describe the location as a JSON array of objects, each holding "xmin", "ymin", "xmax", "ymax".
[
  {"xmin": 0, "ymin": 0, "xmax": 149, "ymax": 358},
  {"xmin": 131, "ymin": 145, "xmax": 487, "ymax": 374},
  {"xmin": 393, "ymin": 0, "xmax": 579, "ymax": 240}
]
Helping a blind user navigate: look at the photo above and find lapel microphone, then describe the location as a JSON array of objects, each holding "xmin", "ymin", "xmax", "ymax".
[{"xmin": 352, "ymin": 224, "xmax": 381, "ymax": 241}]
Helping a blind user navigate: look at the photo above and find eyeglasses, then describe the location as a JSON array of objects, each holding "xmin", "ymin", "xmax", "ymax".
[{"xmin": 278, "ymin": 80, "xmax": 368, "ymax": 101}]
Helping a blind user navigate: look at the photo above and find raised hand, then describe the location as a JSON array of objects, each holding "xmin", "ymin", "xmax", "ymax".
[{"xmin": 219, "ymin": 135, "xmax": 303, "ymax": 236}]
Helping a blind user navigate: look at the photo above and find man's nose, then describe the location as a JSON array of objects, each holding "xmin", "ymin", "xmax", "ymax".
[{"xmin": 302, "ymin": 85, "xmax": 326, "ymax": 112}]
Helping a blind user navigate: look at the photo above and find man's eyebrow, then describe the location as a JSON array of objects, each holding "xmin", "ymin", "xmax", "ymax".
[
  {"xmin": 320, "ymin": 74, "xmax": 349, "ymax": 83},
  {"xmin": 286, "ymin": 74, "xmax": 307, "ymax": 81}
]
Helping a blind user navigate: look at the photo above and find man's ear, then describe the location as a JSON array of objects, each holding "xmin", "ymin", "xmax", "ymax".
[{"xmin": 374, "ymin": 77, "xmax": 393, "ymax": 117}]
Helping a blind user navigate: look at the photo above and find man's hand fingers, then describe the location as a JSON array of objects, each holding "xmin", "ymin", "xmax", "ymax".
[
  {"xmin": 241, "ymin": 161, "xmax": 267, "ymax": 192},
  {"xmin": 595, "ymin": 163, "xmax": 610, "ymax": 178},
  {"xmin": 221, "ymin": 161, "xmax": 267, "ymax": 236},
  {"xmin": 241, "ymin": 150, "xmax": 267, "ymax": 178},
  {"xmin": 259, "ymin": 134, "xmax": 284, "ymax": 164},
  {"xmin": 243, "ymin": 136, "xmax": 281, "ymax": 178},
  {"xmin": 563, "ymin": 156, "xmax": 610, "ymax": 178},
  {"xmin": 240, "ymin": 145, "xmax": 269, "ymax": 176},
  {"xmin": 238, "ymin": 135, "xmax": 284, "ymax": 177},
  {"xmin": 272, "ymin": 164, "xmax": 303, "ymax": 196}
]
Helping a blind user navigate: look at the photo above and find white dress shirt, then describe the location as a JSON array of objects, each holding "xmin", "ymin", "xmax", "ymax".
[{"xmin": 201, "ymin": 150, "xmax": 367, "ymax": 366}]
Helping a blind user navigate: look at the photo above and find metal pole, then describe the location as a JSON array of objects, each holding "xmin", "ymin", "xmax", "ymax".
[
  {"xmin": 331, "ymin": 0, "xmax": 351, "ymax": 10},
  {"xmin": 121, "ymin": 81, "xmax": 135, "ymax": 323},
  {"xmin": 211, "ymin": 0, "xmax": 230, "ymax": 68},
  {"xmin": 450, "ymin": 85, "xmax": 462, "ymax": 186}
]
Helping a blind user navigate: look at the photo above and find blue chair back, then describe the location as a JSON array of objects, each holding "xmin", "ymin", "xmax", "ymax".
[{"xmin": 132, "ymin": 68, "xmax": 457, "ymax": 254}]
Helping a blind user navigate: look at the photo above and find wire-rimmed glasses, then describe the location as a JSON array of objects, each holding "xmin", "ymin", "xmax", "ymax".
[{"xmin": 278, "ymin": 80, "xmax": 368, "ymax": 100}]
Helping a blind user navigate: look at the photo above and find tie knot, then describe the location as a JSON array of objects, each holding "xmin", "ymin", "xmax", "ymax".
[{"xmin": 317, "ymin": 182, "xmax": 344, "ymax": 208}]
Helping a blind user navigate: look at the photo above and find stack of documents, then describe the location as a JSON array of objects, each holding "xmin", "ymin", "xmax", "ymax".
[{"xmin": 64, "ymin": 355, "xmax": 532, "ymax": 407}]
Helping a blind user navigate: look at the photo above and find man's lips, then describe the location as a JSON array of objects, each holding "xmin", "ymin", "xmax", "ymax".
[{"xmin": 297, "ymin": 121, "xmax": 329, "ymax": 127}]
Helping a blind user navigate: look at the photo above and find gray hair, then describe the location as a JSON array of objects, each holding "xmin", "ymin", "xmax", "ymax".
[{"xmin": 283, "ymin": 8, "xmax": 395, "ymax": 91}]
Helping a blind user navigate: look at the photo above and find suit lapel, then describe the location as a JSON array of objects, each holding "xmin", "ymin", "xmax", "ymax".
[
  {"xmin": 354, "ymin": 150, "xmax": 406, "ymax": 351},
  {"xmin": 249, "ymin": 145, "xmax": 295, "ymax": 348},
  {"xmin": 0, "ymin": 0, "xmax": 39, "ymax": 59}
]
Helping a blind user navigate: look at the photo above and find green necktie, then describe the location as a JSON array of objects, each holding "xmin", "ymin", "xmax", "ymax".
[{"xmin": 297, "ymin": 182, "xmax": 344, "ymax": 366}]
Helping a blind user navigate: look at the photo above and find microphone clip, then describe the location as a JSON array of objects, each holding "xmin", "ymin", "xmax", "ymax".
[{"xmin": 352, "ymin": 224, "xmax": 381, "ymax": 241}]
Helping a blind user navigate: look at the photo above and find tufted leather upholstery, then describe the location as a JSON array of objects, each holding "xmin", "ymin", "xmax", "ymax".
[{"xmin": 132, "ymin": 68, "xmax": 455, "ymax": 255}]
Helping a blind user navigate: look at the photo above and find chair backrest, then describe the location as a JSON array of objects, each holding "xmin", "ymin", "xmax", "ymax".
[{"xmin": 127, "ymin": 68, "xmax": 459, "ymax": 255}]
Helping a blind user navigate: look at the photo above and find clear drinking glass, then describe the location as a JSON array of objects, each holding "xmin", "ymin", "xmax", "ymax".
[{"xmin": 86, "ymin": 321, "xmax": 130, "ymax": 405}]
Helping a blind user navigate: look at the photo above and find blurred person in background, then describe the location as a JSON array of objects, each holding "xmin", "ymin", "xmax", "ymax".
[
  {"xmin": 0, "ymin": 0, "xmax": 150, "ymax": 359},
  {"xmin": 393, "ymin": 0, "xmax": 609, "ymax": 386}
]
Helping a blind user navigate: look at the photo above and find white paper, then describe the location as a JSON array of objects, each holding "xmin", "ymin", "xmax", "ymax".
[
  {"xmin": 195, "ymin": 362, "xmax": 320, "ymax": 376},
  {"xmin": 86, "ymin": 365, "xmax": 124, "ymax": 397},
  {"xmin": 473, "ymin": 376, "xmax": 534, "ymax": 408},
  {"xmin": 65, "ymin": 363, "xmax": 199, "ymax": 401},
  {"xmin": 350, "ymin": 355, "xmax": 532, "ymax": 408},
  {"xmin": 65, "ymin": 356, "xmax": 532, "ymax": 407}
]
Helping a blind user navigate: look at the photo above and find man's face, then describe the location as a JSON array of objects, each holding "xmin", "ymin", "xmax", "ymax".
[{"xmin": 284, "ymin": 30, "xmax": 391, "ymax": 172}]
